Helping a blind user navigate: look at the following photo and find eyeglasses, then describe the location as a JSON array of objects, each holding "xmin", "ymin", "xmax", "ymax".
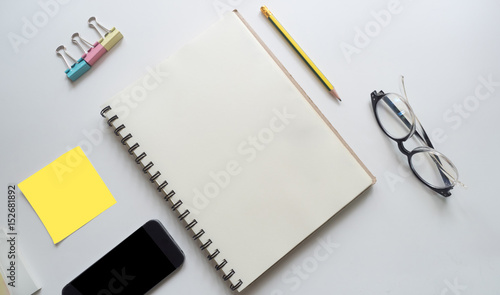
[{"xmin": 370, "ymin": 77, "xmax": 464, "ymax": 197}]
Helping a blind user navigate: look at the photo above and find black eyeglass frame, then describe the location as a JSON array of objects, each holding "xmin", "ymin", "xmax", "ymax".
[{"xmin": 370, "ymin": 90, "xmax": 456, "ymax": 197}]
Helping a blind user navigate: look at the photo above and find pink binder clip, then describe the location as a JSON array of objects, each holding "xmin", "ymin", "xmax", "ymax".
[{"xmin": 71, "ymin": 32, "xmax": 106, "ymax": 66}]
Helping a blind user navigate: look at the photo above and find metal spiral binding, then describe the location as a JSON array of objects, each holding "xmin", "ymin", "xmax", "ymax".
[
  {"xmin": 107, "ymin": 115, "xmax": 118, "ymax": 126},
  {"xmin": 100, "ymin": 105, "xmax": 243, "ymax": 291},
  {"xmin": 164, "ymin": 190, "xmax": 176, "ymax": 202},
  {"xmin": 157, "ymin": 180, "xmax": 168, "ymax": 191},
  {"xmin": 135, "ymin": 152, "xmax": 147, "ymax": 163},
  {"xmin": 193, "ymin": 229, "xmax": 205, "ymax": 240},
  {"xmin": 171, "ymin": 200, "xmax": 182, "ymax": 211},
  {"xmin": 230, "ymin": 280, "xmax": 243, "ymax": 291},
  {"xmin": 223, "ymin": 269, "xmax": 235, "ymax": 281},
  {"xmin": 149, "ymin": 171, "xmax": 161, "ymax": 183},
  {"xmin": 121, "ymin": 134, "xmax": 132, "ymax": 145},
  {"xmin": 207, "ymin": 249, "xmax": 220, "ymax": 260},
  {"xmin": 186, "ymin": 219, "xmax": 197, "ymax": 230},
  {"xmin": 128, "ymin": 143, "xmax": 140, "ymax": 154},
  {"xmin": 178, "ymin": 209, "xmax": 190, "ymax": 220},
  {"xmin": 215, "ymin": 259, "xmax": 227, "ymax": 270},
  {"xmin": 100, "ymin": 106, "xmax": 111, "ymax": 117},
  {"xmin": 114, "ymin": 124, "xmax": 125, "ymax": 135},
  {"xmin": 200, "ymin": 239, "xmax": 212, "ymax": 250},
  {"xmin": 142, "ymin": 162, "xmax": 154, "ymax": 173}
]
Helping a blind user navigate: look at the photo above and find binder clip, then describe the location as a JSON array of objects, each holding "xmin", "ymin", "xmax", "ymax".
[
  {"xmin": 56, "ymin": 45, "xmax": 90, "ymax": 81},
  {"xmin": 88, "ymin": 16, "xmax": 123, "ymax": 52},
  {"xmin": 71, "ymin": 33, "xmax": 106, "ymax": 66}
]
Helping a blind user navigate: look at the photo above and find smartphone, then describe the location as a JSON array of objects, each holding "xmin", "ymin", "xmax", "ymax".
[{"xmin": 62, "ymin": 220, "xmax": 184, "ymax": 295}]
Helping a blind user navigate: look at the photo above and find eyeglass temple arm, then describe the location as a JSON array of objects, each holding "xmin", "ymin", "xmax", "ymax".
[
  {"xmin": 400, "ymin": 76, "xmax": 453, "ymax": 188},
  {"xmin": 399, "ymin": 76, "xmax": 435, "ymax": 148}
]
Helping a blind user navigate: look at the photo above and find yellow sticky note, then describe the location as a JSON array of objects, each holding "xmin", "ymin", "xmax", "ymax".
[{"xmin": 18, "ymin": 147, "xmax": 116, "ymax": 244}]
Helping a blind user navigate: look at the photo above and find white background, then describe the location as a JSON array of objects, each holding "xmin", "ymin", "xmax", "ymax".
[{"xmin": 1, "ymin": 0, "xmax": 499, "ymax": 294}]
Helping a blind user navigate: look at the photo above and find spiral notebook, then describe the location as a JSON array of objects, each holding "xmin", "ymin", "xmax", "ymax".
[{"xmin": 100, "ymin": 10, "xmax": 375, "ymax": 292}]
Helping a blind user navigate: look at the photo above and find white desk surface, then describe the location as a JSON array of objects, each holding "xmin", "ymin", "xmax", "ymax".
[{"xmin": 1, "ymin": 0, "xmax": 499, "ymax": 294}]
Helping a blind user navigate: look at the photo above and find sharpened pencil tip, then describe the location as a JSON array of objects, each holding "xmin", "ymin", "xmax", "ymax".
[{"xmin": 329, "ymin": 88, "xmax": 341, "ymax": 102}]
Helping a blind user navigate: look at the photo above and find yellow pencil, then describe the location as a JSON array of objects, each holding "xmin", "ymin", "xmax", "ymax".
[{"xmin": 260, "ymin": 6, "xmax": 341, "ymax": 101}]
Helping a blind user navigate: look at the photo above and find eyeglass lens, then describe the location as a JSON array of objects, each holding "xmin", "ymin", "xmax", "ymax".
[
  {"xmin": 375, "ymin": 93, "xmax": 414, "ymax": 139},
  {"xmin": 410, "ymin": 150, "xmax": 458, "ymax": 189}
]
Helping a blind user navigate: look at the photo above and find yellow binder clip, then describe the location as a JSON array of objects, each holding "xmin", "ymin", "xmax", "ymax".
[{"xmin": 88, "ymin": 16, "xmax": 123, "ymax": 52}]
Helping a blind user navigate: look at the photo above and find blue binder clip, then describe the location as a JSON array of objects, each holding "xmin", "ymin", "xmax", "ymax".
[{"xmin": 56, "ymin": 45, "xmax": 90, "ymax": 81}]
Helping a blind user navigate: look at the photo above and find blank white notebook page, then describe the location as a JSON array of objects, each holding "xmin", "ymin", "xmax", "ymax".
[{"xmin": 105, "ymin": 11, "xmax": 374, "ymax": 291}]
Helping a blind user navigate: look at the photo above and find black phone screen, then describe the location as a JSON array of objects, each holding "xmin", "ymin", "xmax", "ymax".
[{"xmin": 66, "ymin": 224, "xmax": 178, "ymax": 295}]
